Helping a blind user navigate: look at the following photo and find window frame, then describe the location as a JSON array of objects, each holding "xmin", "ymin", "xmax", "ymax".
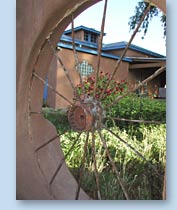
[{"xmin": 84, "ymin": 31, "xmax": 97, "ymax": 44}]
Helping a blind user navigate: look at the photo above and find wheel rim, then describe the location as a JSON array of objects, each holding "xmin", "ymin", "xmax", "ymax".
[{"xmin": 17, "ymin": 0, "xmax": 166, "ymax": 200}]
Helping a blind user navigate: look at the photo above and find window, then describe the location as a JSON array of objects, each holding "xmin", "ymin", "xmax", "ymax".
[
  {"xmin": 84, "ymin": 31, "xmax": 97, "ymax": 44},
  {"xmin": 77, "ymin": 60, "xmax": 94, "ymax": 77},
  {"xmin": 91, "ymin": 33, "xmax": 97, "ymax": 43},
  {"xmin": 84, "ymin": 32, "xmax": 89, "ymax": 41}
]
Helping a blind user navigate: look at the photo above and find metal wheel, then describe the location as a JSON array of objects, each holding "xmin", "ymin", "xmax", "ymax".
[{"xmin": 17, "ymin": 0, "xmax": 166, "ymax": 200}]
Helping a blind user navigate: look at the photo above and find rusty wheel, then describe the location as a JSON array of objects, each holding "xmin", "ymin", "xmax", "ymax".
[{"xmin": 17, "ymin": 0, "xmax": 166, "ymax": 200}]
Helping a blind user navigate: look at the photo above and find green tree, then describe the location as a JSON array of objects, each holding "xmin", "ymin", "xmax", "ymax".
[{"xmin": 129, "ymin": 1, "xmax": 166, "ymax": 39}]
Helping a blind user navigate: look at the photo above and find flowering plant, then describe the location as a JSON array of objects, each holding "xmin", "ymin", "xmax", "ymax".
[{"xmin": 76, "ymin": 71, "xmax": 128, "ymax": 104}]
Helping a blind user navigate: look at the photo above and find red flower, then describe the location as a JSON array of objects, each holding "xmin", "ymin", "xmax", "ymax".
[{"xmin": 95, "ymin": 94, "xmax": 100, "ymax": 98}]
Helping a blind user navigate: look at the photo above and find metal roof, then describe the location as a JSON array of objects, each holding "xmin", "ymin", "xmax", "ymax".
[
  {"xmin": 126, "ymin": 57, "xmax": 166, "ymax": 62},
  {"xmin": 58, "ymin": 26, "xmax": 166, "ymax": 63},
  {"xmin": 58, "ymin": 42, "xmax": 132, "ymax": 62},
  {"xmin": 102, "ymin": 41, "xmax": 165, "ymax": 58},
  {"xmin": 60, "ymin": 35, "xmax": 98, "ymax": 49},
  {"xmin": 64, "ymin": 25, "xmax": 106, "ymax": 36}
]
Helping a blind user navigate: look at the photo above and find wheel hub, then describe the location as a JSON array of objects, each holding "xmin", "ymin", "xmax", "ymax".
[{"xmin": 68, "ymin": 96, "xmax": 105, "ymax": 132}]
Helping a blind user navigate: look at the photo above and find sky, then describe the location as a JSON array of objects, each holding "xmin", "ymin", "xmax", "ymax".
[{"xmin": 67, "ymin": 0, "xmax": 166, "ymax": 56}]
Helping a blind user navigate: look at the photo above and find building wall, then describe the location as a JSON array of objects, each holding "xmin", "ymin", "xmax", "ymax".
[
  {"xmin": 72, "ymin": 30, "xmax": 84, "ymax": 41},
  {"xmin": 128, "ymin": 68, "xmax": 165, "ymax": 98},
  {"xmin": 47, "ymin": 48, "xmax": 130, "ymax": 108},
  {"xmin": 47, "ymin": 46, "xmax": 166, "ymax": 108}
]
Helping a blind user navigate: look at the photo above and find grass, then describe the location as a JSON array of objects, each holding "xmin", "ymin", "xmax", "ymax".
[
  {"xmin": 59, "ymin": 125, "xmax": 166, "ymax": 200},
  {"xmin": 42, "ymin": 102, "xmax": 166, "ymax": 200}
]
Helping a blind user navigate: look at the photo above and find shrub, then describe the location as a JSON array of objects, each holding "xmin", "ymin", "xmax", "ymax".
[
  {"xmin": 76, "ymin": 71, "xmax": 128, "ymax": 104},
  {"xmin": 76, "ymin": 73, "xmax": 166, "ymax": 126},
  {"xmin": 105, "ymin": 94, "xmax": 166, "ymax": 131}
]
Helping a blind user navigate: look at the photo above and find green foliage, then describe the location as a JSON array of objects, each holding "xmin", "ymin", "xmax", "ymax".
[
  {"xmin": 42, "ymin": 108, "xmax": 70, "ymax": 132},
  {"xmin": 128, "ymin": 1, "xmax": 166, "ymax": 39},
  {"xmin": 43, "ymin": 78, "xmax": 166, "ymax": 199},
  {"xmin": 76, "ymin": 71, "xmax": 128, "ymax": 105},
  {"xmin": 76, "ymin": 74, "xmax": 166, "ymax": 130},
  {"xmin": 106, "ymin": 94, "xmax": 166, "ymax": 125},
  {"xmin": 60, "ymin": 125, "xmax": 166, "ymax": 199},
  {"xmin": 43, "ymin": 93, "xmax": 166, "ymax": 140},
  {"xmin": 160, "ymin": 14, "xmax": 166, "ymax": 37},
  {"xmin": 104, "ymin": 94, "xmax": 166, "ymax": 140}
]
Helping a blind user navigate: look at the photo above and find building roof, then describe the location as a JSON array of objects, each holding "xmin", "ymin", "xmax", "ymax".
[
  {"xmin": 60, "ymin": 34, "xmax": 98, "ymax": 49},
  {"xmin": 59, "ymin": 26, "xmax": 166, "ymax": 62},
  {"xmin": 58, "ymin": 37, "xmax": 132, "ymax": 62},
  {"xmin": 126, "ymin": 57, "xmax": 166, "ymax": 62},
  {"xmin": 64, "ymin": 25, "xmax": 106, "ymax": 36},
  {"xmin": 102, "ymin": 41, "xmax": 165, "ymax": 58}
]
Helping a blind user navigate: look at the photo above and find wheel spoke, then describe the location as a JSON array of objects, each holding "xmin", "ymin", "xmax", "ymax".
[
  {"xmin": 34, "ymin": 130, "xmax": 67, "ymax": 152},
  {"xmin": 99, "ymin": 3, "xmax": 152, "ymax": 100},
  {"xmin": 98, "ymin": 130, "xmax": 130, "ymax": 200},
  {"xmin": 33, "ymin": 71, "xmax": 74, "ymax": 106},
  {"xmin": 47, "ymin": 38, "xmax": 81, "ymax": 102},
  {"xmin": 94, "ymin": 0, "xmax": 108, "ymax": 97},
  {"xmin": 71, "ymin": 15, "xmax": 86, "ymax": 99},
  {"xmin": 103, "ymin": 126, "xmax": 160, "ymax": 175},
  {"xmin": 106, "ymin": 117, "xmax": 165, "ymax": 124},
  {"xmin": 49, "ymin": 133, "xmax": 82, "ymax": 186},
  {"xmin": 30, "ymin": 111, "xmax": 42, "ymax": 115},
  {"xmin": 75, "ymin": 132, "xmax": 90, "ymax": 200},
  {"xmin": 35, "ymin": 135, "xmax": 59, "ymax": 152},
  {"xmin": 91, "ymin": 131, "xmax": 102, "ymax": 200},
  {"xmin": 105, "ymin": 65, "xmax": 166, "ymax": 110}
]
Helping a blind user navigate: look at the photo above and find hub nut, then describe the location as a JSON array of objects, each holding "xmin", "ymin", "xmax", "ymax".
[{"xmin": 68, "ymin": 104, "xmax": 93, "ymax": 132}]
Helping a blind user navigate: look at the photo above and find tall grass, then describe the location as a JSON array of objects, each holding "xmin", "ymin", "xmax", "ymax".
[{"xmin": 60, "ymin": 125, "xmax": 166, "ymax": 200}]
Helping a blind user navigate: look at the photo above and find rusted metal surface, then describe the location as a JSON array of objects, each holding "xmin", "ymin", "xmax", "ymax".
[
  {"xmin": 16, "ymin": 0, "xmax": 166, "ymax": 200},
  {"xmin": 16, "ymin": 0, "xmax": 100, "ymax": 200},
  {"xmin": 68, "ymin": 104, "xmax": 93, "ymax": 132},
  {"xmin": 147, "ymin": 0, "xmax": 166, "ymax": 13},
  {"xmin": 68, "ymin": 97, "xmax": 105, "ymax": 132}
]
